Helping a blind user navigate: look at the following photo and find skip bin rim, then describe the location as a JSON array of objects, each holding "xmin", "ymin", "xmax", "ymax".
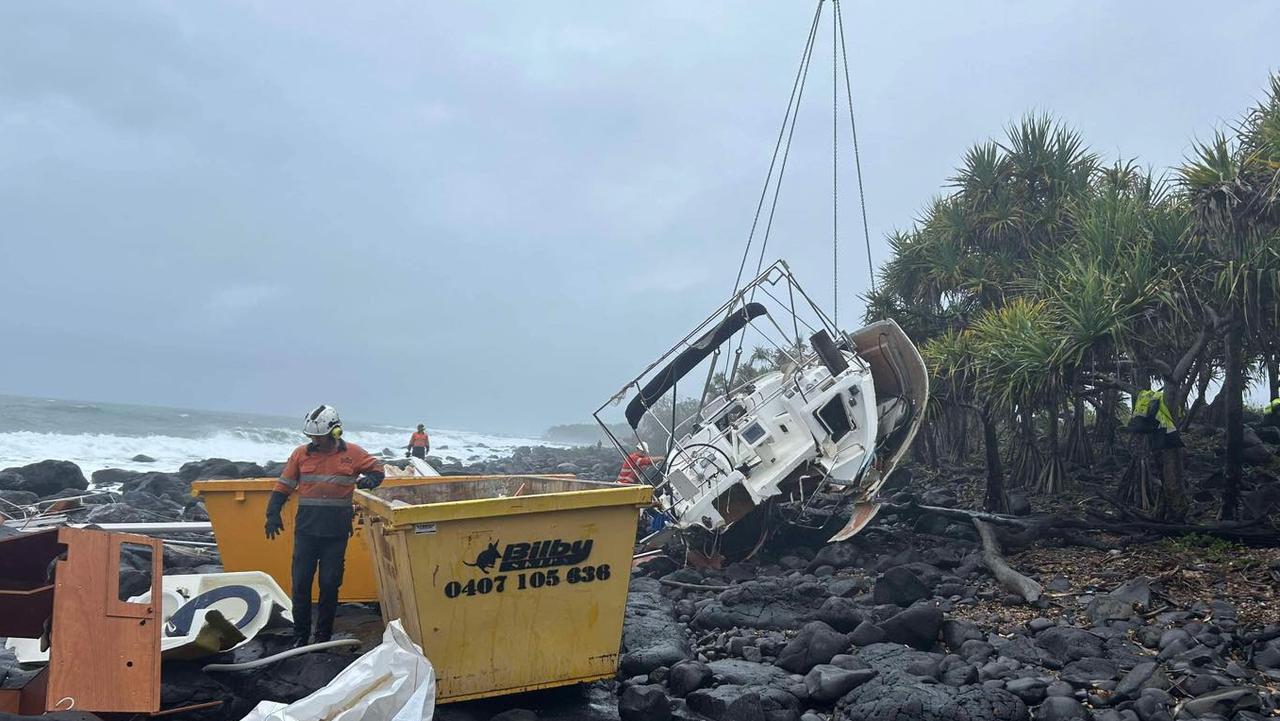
[
  {"xmin": 353, "ymin": 474, "xmax": 653, "ymax": 526},
  {"xmin": 192, "ymin": 473, "xmax": 579, "ymax": 495}
]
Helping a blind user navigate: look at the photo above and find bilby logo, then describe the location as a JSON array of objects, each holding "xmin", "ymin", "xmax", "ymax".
[
  {"xmin": 463, "ymin": 541, "xmax": 501, "ymax": 574},
  {"xmin": 498, "ymin": 538, "xmax": 593, "ymax": 572}
]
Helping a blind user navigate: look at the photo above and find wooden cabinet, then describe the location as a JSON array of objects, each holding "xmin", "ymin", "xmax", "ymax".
[{"xmin": 0, "ymin": 528, "xmax": 162, "ymax": 715}]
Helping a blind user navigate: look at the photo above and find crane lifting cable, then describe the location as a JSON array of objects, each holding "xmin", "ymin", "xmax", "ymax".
[{"xmin": 729, "ymin": 0, "xmax": 876, "ymax": 322}]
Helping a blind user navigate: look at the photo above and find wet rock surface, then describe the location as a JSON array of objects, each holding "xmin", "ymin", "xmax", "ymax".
[
  {"xmin": 596, "ymin": 529, "xmax": 1280, "ymax": 721},
  {"xmin": 0, "ymin": 459, "xmax": 88, "ymax": 497},
  {"xmin": 621, "ymin": 577, "xmax": 693, "ymax": 676}
]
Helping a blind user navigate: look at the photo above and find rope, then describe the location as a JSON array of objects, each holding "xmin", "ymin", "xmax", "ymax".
[
  {"xmin": 752, "ymin": 11, "xmax": 822, "ymax": 280},
  {"xmin": 736, "ymin": 0, "xmax": 824, "ymax": 381},
  {"xmin": 833, "ymin": 0, "xmax": 840, "ymax": 328},
  {"xmin": 727, "ymin": 1, "xmax": 825, "ymax": 388},
  {"xmin": 730, "ymin": 1, "xmax": 826, "ymax": 299},
  {"xmin": 835, "ymin": 0, "xmax": 876, "ymax": 294}
]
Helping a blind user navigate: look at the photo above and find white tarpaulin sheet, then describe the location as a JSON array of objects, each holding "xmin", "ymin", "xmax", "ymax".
[{"xmin": 241, "ymin": 620, "xmax": 435, "ymax": 721}]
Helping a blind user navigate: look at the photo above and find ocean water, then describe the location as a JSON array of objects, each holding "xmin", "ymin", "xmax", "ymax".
[{"xmin": 0, "ymin": 394, "xmax": 558, "ymax": 475}]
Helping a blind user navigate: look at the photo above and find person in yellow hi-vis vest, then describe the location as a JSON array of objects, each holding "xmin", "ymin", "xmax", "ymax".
[
  {"xmin": 1129, "ymin": 387, "xmax": 1188, "ymax": 519},
  {"xmin": 1130, "ymin": 388, "xmax": 1183, "ymax": 450}
]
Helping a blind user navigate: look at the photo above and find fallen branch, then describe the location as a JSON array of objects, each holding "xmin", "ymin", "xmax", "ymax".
[
  {"xmin": 1090, "ymin": 495, "xmax": 1275, "ymax": 542},
  {"xmin": 878, "ymin": 502, "xmax": 1028, "ymax": 528},
  {"xmin": 659, "ymin": 578, "xmax": 732, "ymax": 592},
  {"xmin": 974, "ymin": 519, "xmax": 1043, "ymax": 603}
]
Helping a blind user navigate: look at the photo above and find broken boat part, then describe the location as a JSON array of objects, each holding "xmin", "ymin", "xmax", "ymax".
[
  {"xmin": 596, "ymin": 261, "xmax": 927, "ymax": 555},
  {"xmin": 6, "ymin": 570, "xmax": 292, "ymax": 664}
]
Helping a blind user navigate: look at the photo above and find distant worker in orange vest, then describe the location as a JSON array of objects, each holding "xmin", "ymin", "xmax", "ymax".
[
  {"xmin": 617, "ymin": 442, "xmax": 664, "ymax": 484},
  {"xmin": 406, "ymin": 424, "xmax": 431, "ymax": 459},
  {"xmin": 265, "ymin": 405, "xmax": 384, "ymax": 647}
]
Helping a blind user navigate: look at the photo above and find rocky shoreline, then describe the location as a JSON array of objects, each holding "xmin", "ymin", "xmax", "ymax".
[
  {"xmin": 1, "ymin": 448, "xmax": 1277, "ymax": 721},
  {"xmin": 612, "ymin": 522, "xmax": 1280, "ymax": 721}
]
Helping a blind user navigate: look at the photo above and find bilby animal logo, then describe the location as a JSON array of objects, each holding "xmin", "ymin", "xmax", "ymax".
[
  {"xmin": 464, "ymin": 542, "xmax": 501, "ymax": 574},
  {"xmin": 498, "ymin": 538, "xmax": 593, "ymax": 572}
]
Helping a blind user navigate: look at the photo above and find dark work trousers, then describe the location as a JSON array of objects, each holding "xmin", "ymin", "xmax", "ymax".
[
  {"xmin": 410, "ymin": 446, "xmax": 426, "ymax": 459},
  {"xmin": 291, "ymin": 532, "xmax": 350, "ymax": 640}
]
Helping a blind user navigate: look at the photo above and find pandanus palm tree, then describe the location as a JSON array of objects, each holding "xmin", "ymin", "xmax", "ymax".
[
  {"xmin": 923, "ymin": 329, "xmax": 1008, "ymax": 510},
  {"xmin": 1179, "ymin": 74, "xmax": 1280, "ymax": 518},
  {"xmin": 969, "ymin": 299, "xmax": 1067, "ymax": 492}
]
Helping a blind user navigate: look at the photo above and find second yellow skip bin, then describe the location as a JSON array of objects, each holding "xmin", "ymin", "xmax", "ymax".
[{"xmin": 355, "ymin": 476, "xmax": 652, "ymax": 703}]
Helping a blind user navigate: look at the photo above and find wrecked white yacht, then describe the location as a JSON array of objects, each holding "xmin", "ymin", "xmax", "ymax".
[{"xmin": 597, "ymin": 261, "xmax": 927, "ymax": 555}]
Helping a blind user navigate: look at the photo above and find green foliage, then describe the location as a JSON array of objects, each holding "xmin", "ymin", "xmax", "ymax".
[
  {"xmin": 875, "ymin": 74, "xmax": 1280, "ymax": 510},
  {"xmin": 1160, "ymin": 533, "xmax": 1245, "ymax": 564}
]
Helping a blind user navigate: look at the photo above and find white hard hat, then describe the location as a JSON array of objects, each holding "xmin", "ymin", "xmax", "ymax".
[
  {"xmin": 638, "ymin": 441, "xmax": 651, "ymax": 454},
  {"xmin": 303, "ymin": 405, "xmax": 342, "ymax": 437}
]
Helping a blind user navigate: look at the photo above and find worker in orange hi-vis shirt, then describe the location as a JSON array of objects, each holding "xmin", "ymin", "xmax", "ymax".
[
  {"xmin": 616, "ymin": 442, "xmax": 664, "ymax": 484},
  {"xmin": 265, "ymin": 405, "xmax": 384, "ymax": 646},
  {"xmin": 405, "ymin": 424, "xmax": 431, "ymax": 459}
]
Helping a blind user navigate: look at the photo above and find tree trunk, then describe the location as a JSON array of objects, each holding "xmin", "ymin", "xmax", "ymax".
[
  {"xmin": 1185, "ymin": 364, "xmax": 1214, "ymax": 428},
  {"xmin": 981, "ymin": 407, "xmax": 1006, "ymax": 512},
  {"xmin": 1119, "ymin": 433, "xmax": 1158, "ymax": 511},
  {"xmin": 1158, "ymin": 448, "xmax": 1189, "ymax": 522},
  {"xmin": 1037, "ymin": 397, "xmax": 1067, "ymax": 493},
  {"xmin": 1155, "ymin": 385, "xmax": 1189, "ymax": 521},
  {"xmin": 1065, "ymin": 394, "xmax": 1093, "ymax": 468},
  {"xmin": 953, "ymin": 408, "xmax": 970, "ymax": 461},
  {"xmin": 1269, "ymin": 351, "xmax": 1279, "ymax": 402},
  {"xmin": 1222, "ymin": 310, "xmax": 1244, "ymax": 520},
  {"xmin": 1097, "ymin": 389, "xmax": 1119, "ymax": 459},
  {"xmin": 1008, "ymin": 409, "xmax": 1042, "ymax": 488},
  {"xmin": 1204, "ymin": 386, "xmax": 1227, "ymax": 427}
]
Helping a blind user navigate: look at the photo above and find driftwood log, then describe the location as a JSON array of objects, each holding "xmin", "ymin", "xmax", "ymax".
[{"xmin": 973, "ymin": 519, "xmax": 1042, "ymax": 603}]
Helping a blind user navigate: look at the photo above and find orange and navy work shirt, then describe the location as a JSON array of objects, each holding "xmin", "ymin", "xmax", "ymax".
[
  {"xmin": 409, "ymin": 431, "xmax": 430, "ymax": 448},
  {"xmin": 274, "ymin": 440, "xmax": 380, "ymax": 536},
  {"xmin": 616, "ymin": 451, "xmax": 654, "ymax": 484}
]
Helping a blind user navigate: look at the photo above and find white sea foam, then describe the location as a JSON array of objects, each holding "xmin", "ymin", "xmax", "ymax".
[{"xmin": 0, "ymin": 426, "xmax": 560, "ymax": 475}]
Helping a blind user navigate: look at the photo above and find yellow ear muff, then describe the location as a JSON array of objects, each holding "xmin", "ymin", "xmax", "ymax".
[{"xmin": 332, "ymin": 427, "xmax": 343, "ymax": 439}]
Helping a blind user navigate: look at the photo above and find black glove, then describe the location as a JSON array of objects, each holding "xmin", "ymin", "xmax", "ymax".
[
  {"xmin": 265, "ymin": 489, "xmax": 287, "ymax": 539},
  {"xmin": 265, "ymin": 512, "xmax": 284, "ymax": 539},
  {"xmin": 405, "ymin": 450, "xmax": 411, "ymax": 458},
  {"xmin": 357, "ymin": 474, "xmax": 382, "ymax": 490}
]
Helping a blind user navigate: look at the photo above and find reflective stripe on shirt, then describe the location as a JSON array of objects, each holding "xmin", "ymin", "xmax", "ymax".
[
  {"xmin": 299, "ymin": 473, "xmax": 357, "ymax": 486},
  {"xmin": 298, "ymin": 497, "xmax": 356, "ymax": 507}
]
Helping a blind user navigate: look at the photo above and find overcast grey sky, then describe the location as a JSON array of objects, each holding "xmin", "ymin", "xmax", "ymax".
[{"xmin": 1, "ymin": 1, "xmax": 1276, "ymax": 434}]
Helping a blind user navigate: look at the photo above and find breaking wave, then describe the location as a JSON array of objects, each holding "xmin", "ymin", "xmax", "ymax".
[{"xmin": 0, "ymin": 426, "xmax": 560, "ymax": 475}]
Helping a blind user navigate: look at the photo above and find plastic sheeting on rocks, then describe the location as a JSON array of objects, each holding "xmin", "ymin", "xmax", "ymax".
[{"xmin": 240, "ymin": 620, "xmax": 435, "ymax": 721}]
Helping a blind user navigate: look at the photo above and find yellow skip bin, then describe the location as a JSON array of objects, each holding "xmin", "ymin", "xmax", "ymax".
[{"xmin": 354, "ymin": 475, "xmax": 652, "ymax": 703}]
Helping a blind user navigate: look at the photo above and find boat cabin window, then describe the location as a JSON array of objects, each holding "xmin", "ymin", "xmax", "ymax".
[
  {"xmin": 740, "ymin": 422, "xmax": 767, "ymax": 445},
  {"xmin": 815, "ymin": 394, "xmax": 853, "ymax": 441}
]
